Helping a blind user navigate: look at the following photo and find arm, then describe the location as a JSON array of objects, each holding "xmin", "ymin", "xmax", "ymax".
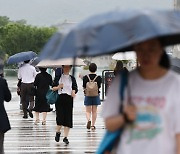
[
  {"xmin": 82, "ymin": 75, "xmax": 87, "ymax": 89},
  {"xmin": 71, "ymin": 76, "xmax": 78, "ymax": 94},
  {"xmin": 105, "ymin": 114, "xmax": 125, "ymax": 132},
  {"xmin": 3, "ymin": 79, "xmax": 11, "ymax": 102},
  {"xmin": 105, "ymin": 105, "xmax": 136, "ymax": 131},
  {"xmin": 52, "ymin": 84, "xmax": 63, "ymax": 91},
  {"xmin": 176, "ymin": 134, "xmax": 180, "ymax": 154},
  {"xmin": 97, "ymin": 76, "xmax": 102, "ymax": 89},
  {"xmin": 17, "ymin": 68, "xmax": 21, "ymax": 80}
]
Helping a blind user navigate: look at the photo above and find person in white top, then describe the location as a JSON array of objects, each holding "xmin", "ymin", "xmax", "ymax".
[
  {"xmin": 52, "ymin": 65, "xmax": 78, "ymax": 145},
  {"xmin": 102, "ymin": 38, "xmax": 180, "ymax": 154},
  {"xmin": 18, "ymin": 60, "xmax": 37, "ymax": 119}
]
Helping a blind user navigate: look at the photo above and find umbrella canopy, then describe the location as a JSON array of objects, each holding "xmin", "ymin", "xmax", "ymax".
[
  {"xmin": 112, "ymin": 51, "xmax": 136, "ymax": 60},
  {"xmin": 39, "ymin": 10, "xmax": 180, "ymax": 60},
  {"xmin": 36, "ymin": 58, "xmax": 85, "ymax": 68},
  {"xmin": 7, "ymin": 51, "xmax": 37, "ymax": 64}
]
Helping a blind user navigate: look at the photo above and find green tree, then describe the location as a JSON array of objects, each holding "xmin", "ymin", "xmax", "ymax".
[
  {"xmin": 0, "ymin": 23, "xmax": 57, "ymax": 56},
  {"xmin": 0, "ymin": 16, "xmax": 10, "ymax": 27}
]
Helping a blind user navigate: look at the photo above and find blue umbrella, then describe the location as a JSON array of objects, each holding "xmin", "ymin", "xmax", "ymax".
[
  {"xmin": 7, "ymin": 51, "xmax": 37, "ymax": 64},
  {"xmin": 39, "ymin": 10, "xmax": 180, "ymax": 60}
]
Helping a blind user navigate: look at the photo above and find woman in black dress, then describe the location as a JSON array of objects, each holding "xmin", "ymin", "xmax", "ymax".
[
  {"xmin": 53, "ymin": 65, "xmax": 78, "ymax": 144},
  {"xmin": 33, "ymin": 67, "xmax": 52, "ymax": 125}
]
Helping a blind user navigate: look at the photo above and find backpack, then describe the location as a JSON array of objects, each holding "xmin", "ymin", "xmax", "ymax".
[{"xmin": 85, "ymin": 75, "xmax": 99, "ymax": 97}]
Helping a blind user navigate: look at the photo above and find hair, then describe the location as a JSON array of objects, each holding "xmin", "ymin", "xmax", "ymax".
[
  {"xmin": 114, "ymin": 61, "xmax": 124, "ymax": 76},
  {"xmin": 39, "ymin": 67, "xmax": 47, "ymax": 72},
  {"xmin": 159, "ymin": 51, "xmax": 170, "ymax": 69},
  {"xmin": 24, "ymin": 60, "xmax": 30, "ymax": 63},
  {"xmin": 62, "ymin": 65, "xmax": 72, "ymax": 68},
  {"xmin": 89, "ymin": 63, "xmax": 97, "ymax": 72}
]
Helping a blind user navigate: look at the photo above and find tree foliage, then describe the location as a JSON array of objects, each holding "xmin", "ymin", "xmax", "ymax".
[{"xmin": 0, "ymin": 16, "xmax": 57, "ymax": 60}]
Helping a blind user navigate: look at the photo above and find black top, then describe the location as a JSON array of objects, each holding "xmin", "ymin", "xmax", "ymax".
[
  {"xmin": 33, "ymin": 72, "xmax": 52, "ymax": 112},
  {"xmin": 0, "ymin": 77, "xmax": 11, "ymax": 133},
  {"xmin": 83, "ymin": 74, "xmax": 102, "ymax": 93}
]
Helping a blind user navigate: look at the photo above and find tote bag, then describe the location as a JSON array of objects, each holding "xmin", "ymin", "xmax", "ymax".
[
  {"xmin": 46, "ymin": 89, "xmax": 59, "ymax": 105},
  {"xmin": 97, "ymin": 70, "xmax": 128, "ymax": 154}
]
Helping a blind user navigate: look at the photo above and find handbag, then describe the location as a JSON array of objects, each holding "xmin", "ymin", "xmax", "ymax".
[
  {"xmin": 97, "ymin": 70, "xmax": 128, "ymax": 154},
  {"xmin": 46, "ymin": 89, "xmax": 59, "ymax": 105}
]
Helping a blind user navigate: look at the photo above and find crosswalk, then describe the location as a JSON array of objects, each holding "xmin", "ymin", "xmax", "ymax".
[{"xmin": 4, "ymin": 108, "xmax": 105, "ymax": 153}]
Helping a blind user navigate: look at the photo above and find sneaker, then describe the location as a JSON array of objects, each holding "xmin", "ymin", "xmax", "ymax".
[
  {"xmin": 63, "ymin": 137, "xmax": 69, "ymax": 144},
  {"xmin": 86, "ymin": 120, "xmax": 91, "ymax": 129},
  {"xmin": 55, "ymin": 132, "xmax": 61, "ymax": 142},
  {"xmin": 23, "ymin": 115, "xmax": 28, "ymax": 119},
  {"xmin": 27, "ymin": 109, "xmax": 33, "ymax": 118}
]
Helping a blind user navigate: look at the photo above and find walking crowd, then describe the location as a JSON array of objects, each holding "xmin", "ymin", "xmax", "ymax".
[{"xmin": 0, "ymin": 60, "xmax": 103, "ymax": 154}]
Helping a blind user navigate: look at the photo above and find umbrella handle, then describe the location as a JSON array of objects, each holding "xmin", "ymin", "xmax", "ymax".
[{"xmin": 72, "ymin": 57, "xmax": 76, "ymax": 76}]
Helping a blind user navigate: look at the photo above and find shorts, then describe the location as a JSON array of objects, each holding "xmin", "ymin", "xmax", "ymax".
[{"xmin": 84, "ymin": 96, "xmax": 101, "ymax": 106}]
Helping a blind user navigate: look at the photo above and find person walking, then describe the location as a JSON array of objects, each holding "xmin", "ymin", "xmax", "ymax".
[
  {"xmin": 83, "ymin": 63, "xmax": 102, "ymax": 130},
  {"xmin": 18, "ymin": 60, "xmax": 37, "ymax": 119},
  {"xmin": 102, "ymin": 38, "xmax": 180, "ymax": 154},
  {"xmin": 0, "ymin": 59, "xmax": 11, "ymax": 154},
  {"xmin": 33, "ymin": 67, "xmax": 53, "ymax": 125},
  {"xmin": 114, "ymin": 61, "xmax": 129, "ymax": 76},
  {"xmin": 53, "ymin": 65, "xmax": 78, "ymax": 144}
]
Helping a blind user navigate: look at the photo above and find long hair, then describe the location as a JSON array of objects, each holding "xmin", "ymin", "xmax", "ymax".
[
  {"xmin": 159, "ymin": 51, "xmax": 170, "ymax": 69},
  {"xmin": 114, "ymin": 61, "xmax": 123, "ymax": 76}
]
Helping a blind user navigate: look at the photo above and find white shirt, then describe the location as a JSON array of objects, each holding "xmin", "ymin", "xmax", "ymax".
[
  {"xmin": 18, "ymin": 63, "xmax": 37, "ymax": 83},
  {"xmin": 102, "ymin": 70, "xmax": 180, "ymax": 154},
  {"xmin": 58, "ymin": 74, "xmax": 72, "ymax": 96}
]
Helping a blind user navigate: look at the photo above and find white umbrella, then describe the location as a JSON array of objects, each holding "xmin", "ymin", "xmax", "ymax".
[
  {"xmin": 36, "ymin": 58, "xmax": 85, "ymax": 68},
  {"xmin": 112, "ymin": 51, "xmax": 136, "ymax": 60}
]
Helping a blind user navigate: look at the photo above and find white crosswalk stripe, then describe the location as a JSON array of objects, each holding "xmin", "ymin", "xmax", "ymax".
[{"xmin": 4, "ymin": 109, "xmax": 105, "ymax": 153}]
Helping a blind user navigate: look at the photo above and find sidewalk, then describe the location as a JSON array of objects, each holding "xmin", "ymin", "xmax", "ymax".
[{"xmin": 4, "ymin": 76, "xmax": 105, "ymax": 153}]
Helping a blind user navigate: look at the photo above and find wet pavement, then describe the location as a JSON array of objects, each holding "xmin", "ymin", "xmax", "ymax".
[{"xmin": 4, "ymin": 76, "xmax": 105, "ymax": 154}]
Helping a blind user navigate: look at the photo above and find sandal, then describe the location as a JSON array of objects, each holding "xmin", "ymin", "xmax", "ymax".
[
  {"xmin": 86, "ymin": 120, "xmax": 91, "ymax": 129},
  {"xmin": 34, "ymin": 119, "xmax": 40, "ymax": 125},
  {"xmin": 91, "ymin": 126, "xmax": 96, "ymax": 130},
  {"xmin": 42, "ymin": 121, "xmax": 46, "ymax": 125}
]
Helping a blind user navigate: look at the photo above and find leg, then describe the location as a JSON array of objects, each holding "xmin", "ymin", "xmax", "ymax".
[
  {"xmin": 56, "ymin": 125, "xmax": 62, "ymax": 132},
  {"xmin": 34, "ymin": 112, "xmax": 40, "ymax": 125},
  {"xmin": 42, "ymin": 112, "xmax": 47, "ymax": 125},
  {"xmin": 64, "ymin": 127, "xmax": 70, "ymax": 137},
  {"xmin": 91, "ymin": 105, "xmax": 98, "ymax": 129},
  {"xmin": 63, "ymin": 127, "xmax": 70, "ymax": 144},
  {"xmin": 28, "ymin": 92, "xmax": 34, "ymax": 118},
  {"xmin": 86, "ymin": 106, "xmax": 92, "ymax": 129},
  {"xmin": 0, "ymin": 132, "xmax": 4, "ymax": 154},
  {"xmin": 20, "ymin": 84, "xmax": 28, "ymax": 118},
  {"xmin": 85, "ymin": 106, "xmax": 92, "ymax": 121}
]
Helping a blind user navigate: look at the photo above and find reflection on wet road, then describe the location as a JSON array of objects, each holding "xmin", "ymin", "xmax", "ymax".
[{"xmin": 4, "ymin": 76, "xmax": 105, "ymax": 153}]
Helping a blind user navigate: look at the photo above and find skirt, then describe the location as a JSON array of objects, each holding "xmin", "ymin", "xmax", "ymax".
[
  {"xmin": 84, "ymin": 95, "xmax": 101, "ymax": 106},
  {"xmin": 55, "ymin": 94, "xmax": 73, "ymax": 128}
]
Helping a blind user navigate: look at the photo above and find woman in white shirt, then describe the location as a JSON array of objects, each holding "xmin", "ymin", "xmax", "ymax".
[
  {"xmin": 102, "ymin": 38, "xmax": 180, "ymax": 154},
  {"xmin": 52, "ymin": 65, "xmax": 78, "ymax": 145}
]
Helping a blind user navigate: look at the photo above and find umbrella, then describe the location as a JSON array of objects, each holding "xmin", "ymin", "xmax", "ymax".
[
  {"xmin": 39, "ymin": 10, "xmax": 180, "ymax": 60},
  {"xmin": 7, "ymin": 51, "xmax": 37, "ymax": 64},
  {"xmin": 36, "ymin": 58, "xmax": 85, "ymax": 68},
  {"xmin": 170, "ymin": 57, "xmax": 180, "ymax": 73},
  {"xmin": 30, "ymin": 57, "xmax": 41, "ymax": 66},
  {"xmin": 112, "ymin": 51, "xmax": 136, "ymax": 60}
]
